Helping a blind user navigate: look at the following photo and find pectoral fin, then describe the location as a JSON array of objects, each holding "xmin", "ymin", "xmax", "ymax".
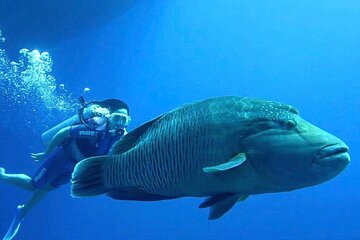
[{"xmin": 203, "ymin": 153, "xmax": 247, "ymax": 174}]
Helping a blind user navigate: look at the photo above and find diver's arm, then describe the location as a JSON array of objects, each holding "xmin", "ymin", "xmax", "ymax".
[
  {"xmin": 44, "ymin": 126, "xmax": 71, "ymax": 154},
  {"xmin": 31, "ymin": 126, "xmax": 71, "ymax": 161}
]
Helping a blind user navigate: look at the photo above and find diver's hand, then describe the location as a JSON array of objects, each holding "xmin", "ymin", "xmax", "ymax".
[{"xmin": 31, "ymin": 152, "xmax": 47, "ymax": 162}]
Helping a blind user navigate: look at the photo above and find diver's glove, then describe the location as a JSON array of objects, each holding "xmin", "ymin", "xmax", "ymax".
[{"xmin": 2, "ymin": 205, "xmax": 24, "ymax": 240}]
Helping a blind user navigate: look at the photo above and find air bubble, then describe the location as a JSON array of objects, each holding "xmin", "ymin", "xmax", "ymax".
[
  {"xmin": 40, "ymin": 52, "xmax": 50, "ymax": 61},
  {"xmin": 0, "ymin": 29, "xmax": 77, "ymax": 129},
  {"xmin": 19, "ymin": 48, "xmax": 30, "ymax": 55},
  {"xmin": 0, "ymin": 30, "xmax": 5, "ymax": 43}
]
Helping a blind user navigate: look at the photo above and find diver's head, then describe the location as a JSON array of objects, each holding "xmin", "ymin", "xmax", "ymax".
[
  {"xmin": 80, "ymin": 98, "xmax": 131, "ymax": 131},
  {"xmin": 99, "ymin": 99, "xmax": 131, "ymax": 130}
]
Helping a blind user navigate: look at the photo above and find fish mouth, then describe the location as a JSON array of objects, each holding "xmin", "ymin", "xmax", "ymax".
[{"xmin": 313, "ymin": 144, "xmax": 350, "ymax": 165}]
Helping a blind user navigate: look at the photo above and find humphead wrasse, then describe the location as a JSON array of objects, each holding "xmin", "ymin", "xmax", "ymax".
[{"xmin": 71, "ymin": 96, "xmax": 350, "ymax": 219}]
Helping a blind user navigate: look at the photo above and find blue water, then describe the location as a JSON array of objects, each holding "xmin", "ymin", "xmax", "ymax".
[{"xmin": 0, "ymin": 1, "xmax": 359, "ymax": 239}]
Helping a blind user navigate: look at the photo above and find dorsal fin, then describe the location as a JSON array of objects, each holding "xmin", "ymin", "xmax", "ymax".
[{"xmin": 110, "ymin": 114, "xmax": 164, "ymax": 154}]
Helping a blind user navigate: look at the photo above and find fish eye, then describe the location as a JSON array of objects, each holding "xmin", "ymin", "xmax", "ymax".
[{"xmin": 285, "ymin": 120, "xmax": 296, "ymax": 129}]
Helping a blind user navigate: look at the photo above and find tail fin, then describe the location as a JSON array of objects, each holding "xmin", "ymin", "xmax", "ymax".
[{"xmin": 71, "ymin": 156, "xmax": 109, "ymax": 197}]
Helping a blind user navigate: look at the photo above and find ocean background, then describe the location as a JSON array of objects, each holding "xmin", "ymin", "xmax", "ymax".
[{"xmin": 0, "ymin": 1, "xmax": 359, "ymax": 239}]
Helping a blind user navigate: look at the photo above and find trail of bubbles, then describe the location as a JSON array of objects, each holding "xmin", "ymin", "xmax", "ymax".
[
  {"xmin": 0, "ymin": 30, "xmax": 78, "ymax": 131},
  {"xmin": 0, "ymin": 30, "xmax": 5, "ymax": 43}
]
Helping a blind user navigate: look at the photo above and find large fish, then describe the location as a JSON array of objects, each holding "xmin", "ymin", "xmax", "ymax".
[{"xmin": 71, "ymin": 96, "xmax": 350, "ymax": 219}]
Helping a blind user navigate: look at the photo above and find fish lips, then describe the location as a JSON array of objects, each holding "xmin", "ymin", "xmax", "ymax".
[{"xmin": 313, "ymin": 144, "xmax": 350, "ymax": 167}]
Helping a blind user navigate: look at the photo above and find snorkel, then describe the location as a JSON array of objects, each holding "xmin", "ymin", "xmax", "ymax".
[
  {"xmin": 78, "ymin": 97, "xmax": 110, "ymax": 130},
  {"xmin": 41, "ymin": 97, "xmax": 130, "ymax": 147}
]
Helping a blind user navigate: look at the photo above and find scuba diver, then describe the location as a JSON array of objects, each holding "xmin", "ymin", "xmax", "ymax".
[{"xmin": 0, "ymin": 97, "xmax": 131, "ymax": 240}]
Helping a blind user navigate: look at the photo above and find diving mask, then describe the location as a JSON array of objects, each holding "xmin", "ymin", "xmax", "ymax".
[{"xmin": 109, "ymin": 112, "xmax": 131, "ymax": 128}]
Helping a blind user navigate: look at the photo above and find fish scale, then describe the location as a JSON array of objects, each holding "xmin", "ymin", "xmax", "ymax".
[{"xmin": 105, "ymin": 102, "xmax": 221, "ymax": 195}]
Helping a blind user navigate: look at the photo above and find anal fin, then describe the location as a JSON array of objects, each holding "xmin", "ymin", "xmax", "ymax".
[
  {"xmin": 199, "ymin": 193, "xmax": 249, "ymax": 220},
  {"xmin": 199, "ymin": 193, "xmax": 235, "ymax": 208}
]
